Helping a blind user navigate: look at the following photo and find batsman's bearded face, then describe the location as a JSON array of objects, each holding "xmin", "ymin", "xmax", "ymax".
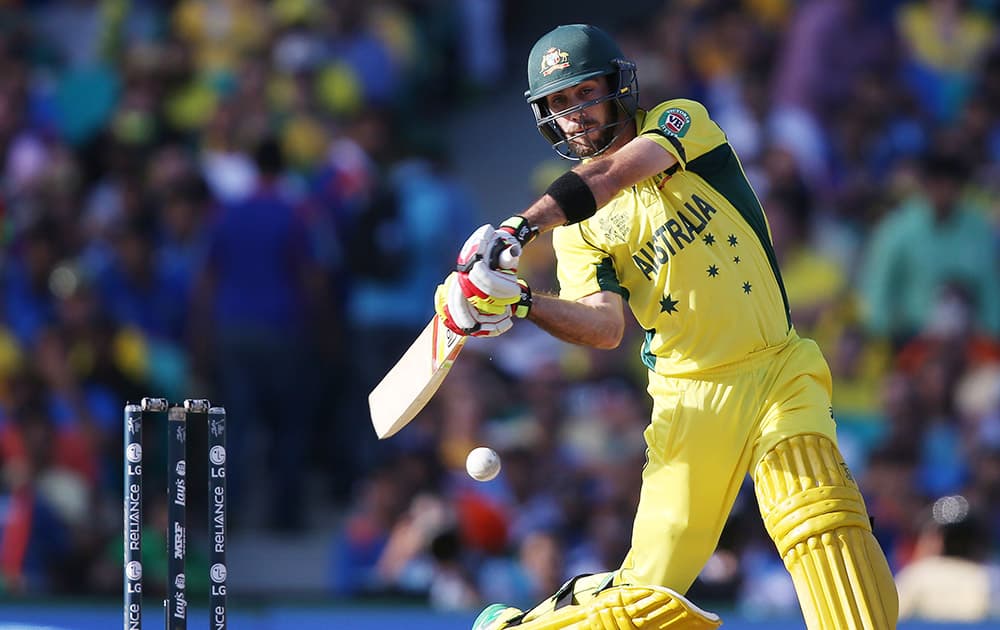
[{"xmin": 546, "ymin": 79, "xmax": 619, "ymax": 158}]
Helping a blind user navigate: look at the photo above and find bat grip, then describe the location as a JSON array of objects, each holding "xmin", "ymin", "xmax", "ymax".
[{"xmin": 497, "ymin": 244, "xmax": 520, "ymax": 270}]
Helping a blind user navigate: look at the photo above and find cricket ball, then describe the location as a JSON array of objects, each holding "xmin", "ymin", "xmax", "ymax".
[{"xmin": 466, "ymin": 446, "xmax": 501, "ymax": 482}]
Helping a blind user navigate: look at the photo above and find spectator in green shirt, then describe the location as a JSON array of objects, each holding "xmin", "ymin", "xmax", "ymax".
[{"xmin": 860, "ymin": 150, "xmax": 1000, "ymax": 346}]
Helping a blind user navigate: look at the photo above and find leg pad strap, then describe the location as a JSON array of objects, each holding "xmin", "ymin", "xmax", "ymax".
[{"xmin": 507, "ymin": 584, "xmax": 722, "ymax": 630}]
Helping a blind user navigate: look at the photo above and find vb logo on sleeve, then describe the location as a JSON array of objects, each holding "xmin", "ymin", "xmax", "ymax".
[{"xmin": 659, "ymin": 108, "xmax": 691, "ymax": 137}]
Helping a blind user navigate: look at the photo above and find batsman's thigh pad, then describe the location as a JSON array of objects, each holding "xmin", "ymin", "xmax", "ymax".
[
  {"xmin": 510, "ymin": 584, "xmax": 721, "ymax": 630},
  {"xmin": 755, "ymin": 434, "xmax": 898, "ymax": 629}
]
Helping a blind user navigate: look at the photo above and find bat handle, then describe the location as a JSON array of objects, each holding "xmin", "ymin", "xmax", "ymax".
[{"xmin": 497, "ymin": 244, "xmax": 520, "ymax": 270}]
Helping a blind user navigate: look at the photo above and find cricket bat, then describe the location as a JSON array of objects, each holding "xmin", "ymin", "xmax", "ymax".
[
  {"xmin": 369, "ymin": 315, "xmax": 466, "ymax": 439},
  {"xmin": 369, "ymin": 245, "xmax": 519, "ymax": 439}
]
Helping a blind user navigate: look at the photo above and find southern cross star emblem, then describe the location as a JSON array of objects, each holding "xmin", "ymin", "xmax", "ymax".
[
  {"xmin": 660, "ymin": 294, "xmax": 679, "ymax": 314},
  {"xmin": 742, "ymin": 282, "xmax": 752, "ymax": 294},
  {"xmin": 707, "ymin": 265, "xmax": 719, "ymax": 277},
  {"xmin": 728, "ymin": 234, "xmax": 739, "ymax": 247},
  {"xmin": 703, "ymin": 233, "xmax": 715, "ymax": 246}
]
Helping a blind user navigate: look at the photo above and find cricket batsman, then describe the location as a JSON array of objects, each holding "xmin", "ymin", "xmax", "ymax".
[{"xmin": 433, "ymin": 24, "xmax": 899, "ymax": 630}]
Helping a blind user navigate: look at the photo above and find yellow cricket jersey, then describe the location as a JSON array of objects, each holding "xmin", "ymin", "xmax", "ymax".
[{"xmin": 552, "ymin": 99, "xmax": 792, "ymax": 376}]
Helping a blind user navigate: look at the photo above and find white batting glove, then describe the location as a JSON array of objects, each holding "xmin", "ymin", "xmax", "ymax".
[
  {"xmin": 434, "ymin": 272, "xmax": 514, "ymax": 337},
  {"xmin": 456, "ymin": 222, "xmax": 532, "ymax": 315},
  {"xmin": 457, "ymin": 223, "xmax": 522, "ymax": 271}
]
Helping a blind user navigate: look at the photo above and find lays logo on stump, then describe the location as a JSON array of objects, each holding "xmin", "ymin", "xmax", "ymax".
[{"xmin": 540, "ymin": 48, "xmax": 571, "ymax": 76}]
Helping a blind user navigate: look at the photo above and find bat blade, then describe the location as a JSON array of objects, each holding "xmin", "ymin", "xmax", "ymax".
[{"xmin": 369, "ymin": 315, "xmax": 467, "ymax": 439}]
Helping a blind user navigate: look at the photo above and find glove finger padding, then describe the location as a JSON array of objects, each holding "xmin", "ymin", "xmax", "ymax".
[
  {"xmin": 434, "ymin": 273, "xmax": 513, "ymax": 337},
  {"xmin": 457, "ymin": 224, "xmax": 520, "ymax": 273},
  {"xmin": 434, "ymin": 276, "xmax": 469, "ymax": 335},
  {"xmin": 447, "ymin": 274, "xmax": 479, "ymax": 331},
  {"xmin": 456, "ymin": 224, "xmax": 492, "ymax": 269},
  {"xmin": 458, "ymin": 261, "xmax": 522, "ymax": 315}
]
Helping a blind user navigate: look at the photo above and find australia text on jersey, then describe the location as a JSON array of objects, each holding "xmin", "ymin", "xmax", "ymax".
[{"xmin": 632, "ymin": 192, "xmax": 719, "ymax": 280}]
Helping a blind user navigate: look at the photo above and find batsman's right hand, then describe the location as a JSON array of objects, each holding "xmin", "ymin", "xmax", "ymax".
[{"xmin": 435, "ymin": 272, "xmax": 514, "ymax": 337}]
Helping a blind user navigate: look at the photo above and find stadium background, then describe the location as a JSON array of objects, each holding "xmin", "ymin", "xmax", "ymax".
[{"xmin": 0, "ymin": 0, "xmax": 998, "ymax": 627}]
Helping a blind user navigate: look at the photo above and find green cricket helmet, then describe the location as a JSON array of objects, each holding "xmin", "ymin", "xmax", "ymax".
[{"xmin": 525, "ymin": 24, "xmax": 639, "ymax": 160}]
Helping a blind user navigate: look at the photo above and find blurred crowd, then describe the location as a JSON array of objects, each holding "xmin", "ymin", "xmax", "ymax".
[
  {"xmin": 0, "ymin": 0, "xmax": 486, "ymax": 599},
  {"xmin": 0, "ymin": 0, "xmax": 999, "ymax": 624}
]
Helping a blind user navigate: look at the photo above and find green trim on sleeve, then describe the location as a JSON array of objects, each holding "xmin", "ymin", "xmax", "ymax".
[
  {"xmin": 686, "ymin": 144, "xmax": 792, "ymax": 330},
  {"xmin": 596, "ymin": 257, "xmax": 629, "ymax": 299},
  {"xmin": 642, "ymin": 129, "xmax": 687, "ymax": 165}
]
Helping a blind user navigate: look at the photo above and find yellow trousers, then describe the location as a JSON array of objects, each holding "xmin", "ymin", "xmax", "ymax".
[
  {"xmin": 511, "ymin": 333, "xmax": 896, "ymax": 629},
  {"xmin": 605, "ymin": 332, "xmax": 897, "ymax": 628}
]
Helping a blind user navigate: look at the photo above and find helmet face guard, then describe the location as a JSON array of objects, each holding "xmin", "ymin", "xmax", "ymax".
[
  {"xmin": 527, "ymin": 60, "xmax": 638, "ymax": 160},
  {"xmin": 524, "ymin": 25, "xmax": 639, "ymax": 160}
]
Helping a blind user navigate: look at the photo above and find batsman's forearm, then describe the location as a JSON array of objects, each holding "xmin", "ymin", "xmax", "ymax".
[
  {"xmin": 527, "ymin": 293, "xmax": 623, "ymax": 349},
  {"xmin": 520, "ymin": 195, "xmax": 569, "ymax": 232},
  {"xmin": 519, "ymin": 138, "xmax": 677, "ymax": 233},
  {"xmin": 521, "ymin": 162, "xmax": 616, "ymax": 231}
]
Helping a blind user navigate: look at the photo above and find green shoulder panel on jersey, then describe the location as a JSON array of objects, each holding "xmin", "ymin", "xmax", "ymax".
[
  {"xmin": 687, "ymin": 143, "xmax": 792, "ymax": 330},
  {"xmin": 596, "ymin": 257, "xmax": 629, "ymax": 299}
]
